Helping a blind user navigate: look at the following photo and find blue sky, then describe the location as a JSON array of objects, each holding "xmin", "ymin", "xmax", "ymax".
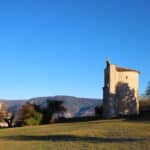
[{"xmin": 0, "ymin": 0, "xmax": 150, "ymax": 99}]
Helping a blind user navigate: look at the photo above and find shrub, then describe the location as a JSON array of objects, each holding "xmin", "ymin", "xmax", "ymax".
[
  {"xmin": 95, "ymin": 105, "xmax": 103, "ymax": 116},
  {"xmin": 24, "ymin": 112, "xmax": 42, "ymax": 126}
]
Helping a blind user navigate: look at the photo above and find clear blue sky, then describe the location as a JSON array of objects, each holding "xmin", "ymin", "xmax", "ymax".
[{"xmin": 0, "ymin": 0, "xmax": 150, "ymax": 99}]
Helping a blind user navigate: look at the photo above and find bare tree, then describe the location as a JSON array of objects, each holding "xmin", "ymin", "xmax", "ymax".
[{"xmin": 0, "ymin": 103, "xmax": 14, "ymax": 127}]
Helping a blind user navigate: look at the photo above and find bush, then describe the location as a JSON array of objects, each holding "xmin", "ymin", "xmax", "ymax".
[
  {"xmin": 139, "ymin": 99, "xmax": 150, "ymax": 114},
  {"xmin": 24, "ymin": 112, "xmax": 42, "ymax": 126},
  {"xmin": 95, "ymin": 105, "xmax": 103, "ymax": 116}
]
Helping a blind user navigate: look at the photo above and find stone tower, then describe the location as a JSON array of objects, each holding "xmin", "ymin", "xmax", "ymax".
[{"xmin": 103, "ymin": 60, "xmax": 140, "ymax": 118}]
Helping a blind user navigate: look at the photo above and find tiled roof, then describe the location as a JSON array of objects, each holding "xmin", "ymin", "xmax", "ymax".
[{"xmin": 116, "ymin": 66, "xmax": 140, "ymax": 73}]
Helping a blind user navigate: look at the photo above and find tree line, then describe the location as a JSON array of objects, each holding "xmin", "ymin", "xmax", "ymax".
[{"xmin": 0, "ymin": 99, "xmax": 66, "ymax": 128}]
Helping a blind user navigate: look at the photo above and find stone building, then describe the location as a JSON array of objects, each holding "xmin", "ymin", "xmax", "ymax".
[{"xmin": 103, "ymin": 60, "xmax": 140, "ymax": 118}]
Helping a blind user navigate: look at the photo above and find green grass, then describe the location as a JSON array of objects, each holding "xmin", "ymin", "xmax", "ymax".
[{"xmin": 0, "ymin": 119, "xmax": 149, "ymax": 150}]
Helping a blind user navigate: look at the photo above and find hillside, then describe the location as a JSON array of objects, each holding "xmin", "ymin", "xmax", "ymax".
[
  {"xmin": 0, "ymin": 96, "xmax": 101, "ymax": 117},
  {"xmin": 0, "ymin": 119, "xmax": 149, "ymax": 150}
]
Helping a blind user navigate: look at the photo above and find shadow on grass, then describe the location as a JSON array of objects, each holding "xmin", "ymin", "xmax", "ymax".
[
  {"xmin": 0, "ymin": 135, "xmax": 149, "ymax": 143},
  {"xmin": 122, "ymin": 113, "xmax": 150, "ymax": 123}
]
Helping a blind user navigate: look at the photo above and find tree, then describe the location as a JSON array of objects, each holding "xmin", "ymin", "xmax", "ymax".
[
  {"xmin": 145, "ymin": 81, "xmax": 150, "ymax": 98},
  {"xmin": 16, "ymin": 103, "xmax": 42, "ymax": 126},
  {"xmin": 41, "ymin": 100, "xmax": 66, "ymax": 124},
  {"xmin": 4, "ymin": 113, "xmax": 14, "ymax": 128},
  {"xmin": 0, "ymin": 103, "xmax": 14, "ymax": 128},
  {"xmin": 15, "ymin": 100, "xmax": 67, "ymax": 126}
]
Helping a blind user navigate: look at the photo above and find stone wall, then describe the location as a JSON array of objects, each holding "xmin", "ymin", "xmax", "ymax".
[{"xmin": 103, "ymin": 62, "xmax": 140, "ymax": 118}]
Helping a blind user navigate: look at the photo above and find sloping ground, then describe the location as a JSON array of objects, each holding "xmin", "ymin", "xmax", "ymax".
[{"xmin": 0, "ymin": 119, "xmax": 149, "ymax": 150}]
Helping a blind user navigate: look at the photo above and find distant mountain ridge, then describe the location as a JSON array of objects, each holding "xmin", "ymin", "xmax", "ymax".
[{"xmin": 0, "ymin": 96, "xmax": 102, "ymax": 117}]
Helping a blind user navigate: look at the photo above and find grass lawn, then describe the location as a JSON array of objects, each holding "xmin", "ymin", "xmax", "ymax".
[{"xmin": 0, "ymin": 119, "xmax": 149, "ymax": 150}]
